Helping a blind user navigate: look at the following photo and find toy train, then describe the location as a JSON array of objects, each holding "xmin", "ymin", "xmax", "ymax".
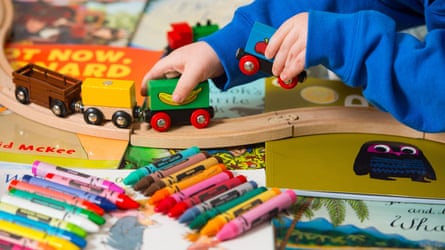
[
  {"xmin": 164, "ymin": 20, "xmax": 219, "ymax": 54},
  {"xmin": 236, "ymin": 22, "xmax": 307, "ymax": 89},
  {"xmin": 12, "ymin": 63, "xmax": 214, "ymax": 132}
]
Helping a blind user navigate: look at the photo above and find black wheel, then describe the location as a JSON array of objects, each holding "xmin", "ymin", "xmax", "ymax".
[
  {"xmin": 112, "ymin": 111, "xmax": 132, "ymax": 129},
  {"xmin": 15, "ymin": 86, "xmax": 30, "ymax": 104},
  {"xmin": 83, "ymin": 108, "xmax": 104, "ymax": 126},
  {"xmin": 50, "ymin": 99, "xmax": 67, "ymax": 117}
]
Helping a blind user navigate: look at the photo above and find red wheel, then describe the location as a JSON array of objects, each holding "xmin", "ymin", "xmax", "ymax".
[
  {"xmin": 150, "ymin": 112, "xmax": 171, "ymax": 132},
  {"xmin": 239, "ymin": 55, "xmax": 260, "ymax": 75},
  {"xmin": 190, "ymin": 109, "xmax": 211, "ymax": 129},
  {"xmin": 277, "ymin": 77, "xmax": 298, "ymax": 89}
]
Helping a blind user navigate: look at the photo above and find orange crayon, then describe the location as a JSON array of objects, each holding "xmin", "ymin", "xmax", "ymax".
[
  {"xmin": 200, "ymin": 188, "xmax": 281, "ymax": 237},
  {"xmin": 148, "ymin": 164, "xmax": 226, "ymax": 205}
]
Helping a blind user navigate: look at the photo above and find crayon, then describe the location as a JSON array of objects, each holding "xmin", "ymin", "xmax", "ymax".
[
  {"xmin": 133, "ymin": 152, "xmax": 208, "ymax": 192},
  {"xmin": 1, "ymin": 194, "xmax": 100, "ymax": 233},
  {"xmin": 32, "ymin": 160, "xmax": 124, "ymax": 194},
  {"xmin": 124, "ymin": 146, "xmax": 200, "ymax": 185},
  {"xmin": 0, "ymin": 230, "xmax": 54, "ymax": 250},
  {"xmin": 0, "ymin": 237, "xmax": 33, "ymax": 250},
  {"xmin": 0, "ymin": 219, "xmax": 80, "ymax": 250},
  {"xmin": 179, "ymin": 181, "xmax": 257, "ymax": 224},
  {"xmin": 21, "ymin": 175, "xmax": 117, "ymax": 212},
  {"xmin": 200, "ymin": 188, "xmax": 281, "ymax": 236},
  {"xmin": 169, "ymin": 175, "xmax": 247, "ymax": 218},
  {"xmin": 0, "ymin": 201, "xmax": 87, "ymax": 238},
  {"xmin": 188, "ymin": 186, "xmax": 267, "ymax": 230},
  {"xmin": 148, "ymin": 164, "xmax": 226, "ymax": 205},
  {"xmin": 8, "ymin": 179, "xmax": 105, "ymax": 216},
  {"xmin": 155, "ymin": 170, "xmax": 234, "ymax": 213},
  {"xmin": 216, "ymin": 190, "xmax": 297, "ymax": 241},
  {"xmin": 143, "ymin": 156, "xmax": 220, "ymax": 196},
  {"xmin": 45, "ymin": 173, "xmax": 140, "ymax": 210},
  {"xmin": 0, "ymin": 210, "xmax": 87, "ymax": 248},
  {"xmin": 8, "ymin": 188, "xmax": 105, "ymax": 226}
]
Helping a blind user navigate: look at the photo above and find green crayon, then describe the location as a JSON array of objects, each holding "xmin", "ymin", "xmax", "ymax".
[
  {"xmin": 188, "ymin": 186, "xmax": 267, "ymax": 230},
  {"xmin": 8, "ymin": 188, "xmax": 105, "ymax": 225}
]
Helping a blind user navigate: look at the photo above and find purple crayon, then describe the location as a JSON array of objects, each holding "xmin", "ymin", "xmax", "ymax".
[
  {"xmin": 32, "ymin": 160, "xmax": 125, "ymax": 194},
  {"xmin": 215, "ymin": 189, "xmax": 296, "ymax": 241}
]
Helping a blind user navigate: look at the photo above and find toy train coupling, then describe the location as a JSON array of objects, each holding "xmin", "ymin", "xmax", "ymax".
[{"xmin": 71, "ymin": 100, "xmax": 83, "ymax": 113}]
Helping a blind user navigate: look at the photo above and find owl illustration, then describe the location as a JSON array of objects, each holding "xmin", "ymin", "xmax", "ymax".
[{"xmin": 353, "ymin": 141, "xmax": 436, "ymax": 182}]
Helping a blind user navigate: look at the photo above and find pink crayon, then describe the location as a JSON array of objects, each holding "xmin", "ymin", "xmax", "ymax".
[
  {"xmin": 215, "ymin": 189, "xmax": 297, "ymax": 241},
  {"xmin": 32, "ymin": 160, "xmax": 125, "ymax": 194},
  {"xmin": 0, "ymin": 229, "xmax": 53, "ymax": 250},
  {"xmin": 154, "ymin": 170, "xmax": 234, "ymax": 213}
]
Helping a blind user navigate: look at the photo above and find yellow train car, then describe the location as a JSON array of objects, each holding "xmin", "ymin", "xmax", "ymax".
[{"xmin": 81, "ymin": 78, "xmax": 139, "ymax": 128}]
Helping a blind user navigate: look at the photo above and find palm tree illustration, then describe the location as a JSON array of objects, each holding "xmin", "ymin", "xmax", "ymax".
[{"xmin": 277, "ymin": 196, "xmax": 369, "ymax": 250}]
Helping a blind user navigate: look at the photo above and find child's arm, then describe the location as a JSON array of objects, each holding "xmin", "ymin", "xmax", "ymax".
[{"xmin": 305, "ymin": 9, "xmax": 445, "ymax": 132}]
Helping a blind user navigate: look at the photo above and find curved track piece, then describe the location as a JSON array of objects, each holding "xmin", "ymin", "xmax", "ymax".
[{"xmin": 1, "ymin": 0, "xmax": 444, "ymax": 148}]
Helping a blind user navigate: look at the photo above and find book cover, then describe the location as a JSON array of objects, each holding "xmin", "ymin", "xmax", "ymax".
[
  {"xmin": 9, "ymin": 0, "xmax": 149, "ymax": 46},
  {"xmin": 266, "ymin": 133, "xmax": 445, "ymax": 203},
  {"xmin": 264, "ymin": 77, "xmax": 445, "ymax": 203},
  {"xmin": 274, "ymin": 196, "xmax": 445, "ymax": 249},
  {"xmin": 0, "ymin": 107, "xmax": 127, "ymax": 168},
  {"xmin": 130, "ymin": 0, "xmax": 251, "ymax": 50}
]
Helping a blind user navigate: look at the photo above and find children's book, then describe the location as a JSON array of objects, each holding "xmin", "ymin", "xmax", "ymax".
[
  {"xmin": 130, "ymin": 0, "xmax": 252, "ymax": 50},
  {"xmin": 264, "ymin": 77, "xmax": 445, "ymax": 204},
  {"xmin": 274, "ymin": 195, "xmax": 445, "ymax": 249},
  {"xmin": 9, "ymin": 0, "xmax": 149, "ymax": 46},
  {"xmin": 0, "ymin": 107, "xmax": 127, "ymax": 168}
]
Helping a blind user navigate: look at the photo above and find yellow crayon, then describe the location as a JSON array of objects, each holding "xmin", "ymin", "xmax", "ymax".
[
  {"xmin": 200, "ymin": 187, "xmax": 281, "ymax": 237},
  {"xmin": 148, "ymin": 163, "xmax": 227, "ymax": 205},
  {"xmin": 0, "ymin": 219, "xmax": 80, "ymax": 250}
]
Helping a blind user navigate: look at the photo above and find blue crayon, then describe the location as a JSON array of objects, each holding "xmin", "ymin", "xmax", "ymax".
[
  {"xmin": 179, "ymin": 181, "xmax": 258, "ymax": 224},
  {"xmin": 21, "ymin": 175, "xmax": 117, "ymax": 212},
  {"xmin": 123, "ymin": 146, "xmax": 200, "ymax": 186},
  {"xmin": 0, "ymin": 210, "xmax": 87, "ymax": 248}
]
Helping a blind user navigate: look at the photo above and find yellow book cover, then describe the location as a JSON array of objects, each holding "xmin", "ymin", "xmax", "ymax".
[{"xmin": 264, "ymin": 77, "xmax": 445, "ymax": 203}]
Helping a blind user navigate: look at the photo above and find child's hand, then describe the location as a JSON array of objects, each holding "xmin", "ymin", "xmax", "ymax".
[
  {"xmin": 265, "ymin": 12, "xmax": 308, "ymax": 83},
  {"xmin": 142, "ymin": 41, "xmax": 224, "ymax": 103}
]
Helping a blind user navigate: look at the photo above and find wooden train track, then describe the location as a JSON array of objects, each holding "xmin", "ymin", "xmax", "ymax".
[{"xmin": 1, "ymin": 0, "xmax": 444, "ymax": 149}]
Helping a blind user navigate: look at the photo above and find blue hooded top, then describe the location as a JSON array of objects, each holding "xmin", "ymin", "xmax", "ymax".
[{"xmin": 201, "ymin": 0, "xmax": 445, "ymax": 132}]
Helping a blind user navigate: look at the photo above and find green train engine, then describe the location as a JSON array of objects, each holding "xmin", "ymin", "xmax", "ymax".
[{"xmin": 144, "ymin": 78, "xmax": 214, "ymax": 132}]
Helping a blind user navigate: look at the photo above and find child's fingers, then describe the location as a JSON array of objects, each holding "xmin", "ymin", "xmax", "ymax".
[
  {"xmin": 265, "ymin": 25, "xmax": 287, "ymax": 60},
  {"xmin": 172, "ymin": 69, "xmax": 202, "ymax": 104}
]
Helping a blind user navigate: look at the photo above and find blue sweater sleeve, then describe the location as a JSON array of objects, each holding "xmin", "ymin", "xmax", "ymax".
[
  {"xmin": 201, "ymin": 0, "xmax": 444, "ymax": 132},
  {"xmin": 306, "ymin": 10, "xmax": 445, "ymax": 132}
]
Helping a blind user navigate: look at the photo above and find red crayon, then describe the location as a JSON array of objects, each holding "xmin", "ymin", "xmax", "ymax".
[
  {"xmin": 8, "ymin": 179, "xmax": 105, "ymax": 216},
  {"xmin": 168, "ymin": 175, "xmax": 247, "ymax": 218},
  {"xmin": 154, "ymin": 170, "xmax": 233, "ymax": 213},
  {"xmin": 45, "ymin": 173, "xmax": 140, "ymax": 210}
]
